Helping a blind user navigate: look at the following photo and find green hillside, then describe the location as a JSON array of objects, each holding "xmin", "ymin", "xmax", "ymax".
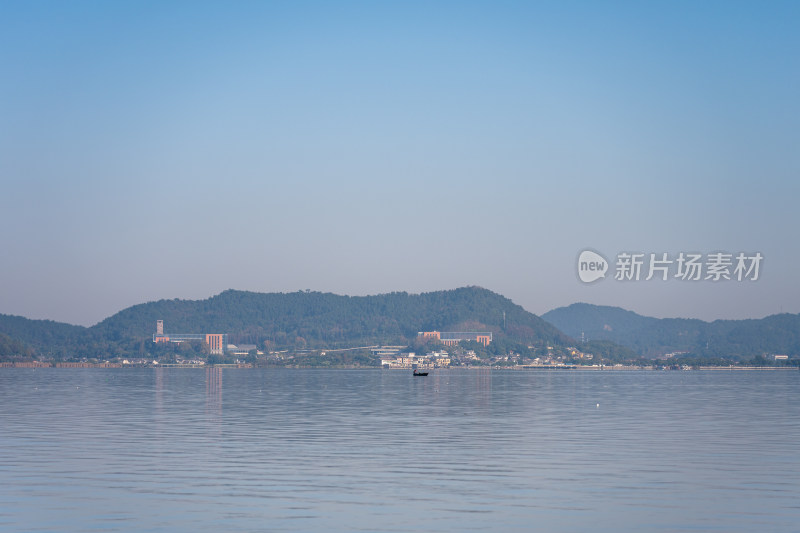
[
  {"xmin": 0, "ymin": 287, "xmax": 572, "ymax": 360},
  {"xmin": 0, "ymin": 332, "xmax": 33, "ymax": 359},
  {"xmin": 0, "ymin": 314, "xmax": 91, "ymax": 358},
  {"xmin": 94, "ymin": 287, "xmax": 571, "ymax": 348},
  {"xmin": 542, "ymin": 303, "xmax": 800, "ymax": 360}
]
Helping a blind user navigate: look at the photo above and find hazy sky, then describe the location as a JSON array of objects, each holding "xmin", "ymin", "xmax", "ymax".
[{"xmin": 2, "ymin": 1, "xmax": 799, "ymax": 326}]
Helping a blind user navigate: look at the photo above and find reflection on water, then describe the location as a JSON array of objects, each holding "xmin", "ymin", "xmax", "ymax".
[
  {"xmin": 206, "ymin": 366, "xmax": 222, "ymax": 417},
  {"xmin": 0, "ymin": 368, "xmax": 798, "ymax": 532}
]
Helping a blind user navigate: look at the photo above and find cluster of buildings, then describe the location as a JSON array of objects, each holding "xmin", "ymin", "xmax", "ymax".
[
  {"xmin": 566, "ymin": 347, "xmax": 593, "ymax": 360},
  {"xmin": 151, "ymin": 321, "xmax": 496, "ymax": 363},
  {"xmin": 417, "ymin": 330, "xmax": 492, "ymax": 346},
  {"xmin": 152, "ymin": 320, "xmax": 228, "ymax": 355},
  {"xmin": 381, "ymin": 351, "xmax": 451, "ymax": 369},
  {"xmin": 152, "ymin": 320, "xmax": 265, "ymax": 358}
]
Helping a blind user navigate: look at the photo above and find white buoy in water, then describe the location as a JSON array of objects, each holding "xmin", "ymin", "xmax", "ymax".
[{"xmin": 596, "ymin": 403, "xmax": 599, "ymax": 408}]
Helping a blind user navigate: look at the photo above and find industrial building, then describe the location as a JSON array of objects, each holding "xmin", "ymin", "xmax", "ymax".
[
  {"xmin": 152, "ymin": 320, "xmax": 228, "ymax": 355},
  {"xmin": 417, "ymin": 330, "xmax": 493, "ymax": 346}
]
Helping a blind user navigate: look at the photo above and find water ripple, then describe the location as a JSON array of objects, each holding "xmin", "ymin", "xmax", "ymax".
[{"xmin": 0, "ymin": 368, "xmax": 798, "ymax": 532}]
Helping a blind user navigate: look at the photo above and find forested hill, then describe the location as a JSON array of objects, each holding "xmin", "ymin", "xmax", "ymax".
[
  {"xmin": 94, "ymin": 287, "xmax": 571, "ymax": 349},
  {"xmin": 0, "ymin": 314, "xmax": 88, "ymax": 358},
  {"xmin": 0, "ymin": 287, "xmax": 573, "ymax": 359},
  {"xmin": 542, "ymin": 303, "xmax": 800, "ymax": 359}
]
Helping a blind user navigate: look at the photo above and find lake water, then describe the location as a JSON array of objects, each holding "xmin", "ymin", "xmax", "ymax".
[{"xmin": 0, "ymin": 368, "xmax": 798, "ymax": 532}]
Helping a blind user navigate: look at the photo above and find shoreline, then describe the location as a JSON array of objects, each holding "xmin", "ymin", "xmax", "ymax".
[{"xmin": 0, "ymin": 362, "xmax": 795, "ymax": 371}]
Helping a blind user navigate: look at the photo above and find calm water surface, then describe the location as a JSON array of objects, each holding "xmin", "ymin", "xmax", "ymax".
[{"xmin": 0, "ymin": 368, "xmax": 798, "ymax": 532}]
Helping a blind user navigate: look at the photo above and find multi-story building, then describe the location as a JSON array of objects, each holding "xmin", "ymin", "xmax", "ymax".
[
  {"xmin": 418, "ymin": 331, "xmax": 493, "ymax": 346},
  {"xmin": 153, "ymin": 321, "xmax": 228, "ymax": 355}
]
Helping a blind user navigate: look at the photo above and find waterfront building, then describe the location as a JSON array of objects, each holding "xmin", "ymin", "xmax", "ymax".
[
  {"xmin": 381, "ymin": 351, "xmax": 451, "ymax": 369},
  {"xmin": 152, "ymin": 321, "xmax": 228, "ymax": 355},
  {"xmin": 227, "ymin": 344, "xmax": 259, "ymax": 356}
]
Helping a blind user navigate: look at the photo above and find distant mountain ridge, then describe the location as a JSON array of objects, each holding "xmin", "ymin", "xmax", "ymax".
[
  {"xmin": 6, "ymin": 292, "xmax": 795, "ymax": 362},
  {"xmin": 94, "ymin": 287, "xmax": 571, "ymax": 347},
  {"xmin": 0, "ymin": 287, "xmax": 571, "ymax": 359},
  {"xmin": 0, "ymin": 314, "xmax": 88, "ymax": 358},
  {"xmin": 542, "ymin": 303, "xmax": 800, "ymax": 359}
]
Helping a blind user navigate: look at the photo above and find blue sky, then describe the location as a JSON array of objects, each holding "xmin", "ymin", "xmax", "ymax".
[{"xmin": 1, "ymin": 1, "xmax": 798, "ymax": 326}]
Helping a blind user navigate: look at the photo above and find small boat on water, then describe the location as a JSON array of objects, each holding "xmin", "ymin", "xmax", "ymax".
[{"xmin": 413, "ymin": 369, "xmax": 428, "ymax": 376}]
